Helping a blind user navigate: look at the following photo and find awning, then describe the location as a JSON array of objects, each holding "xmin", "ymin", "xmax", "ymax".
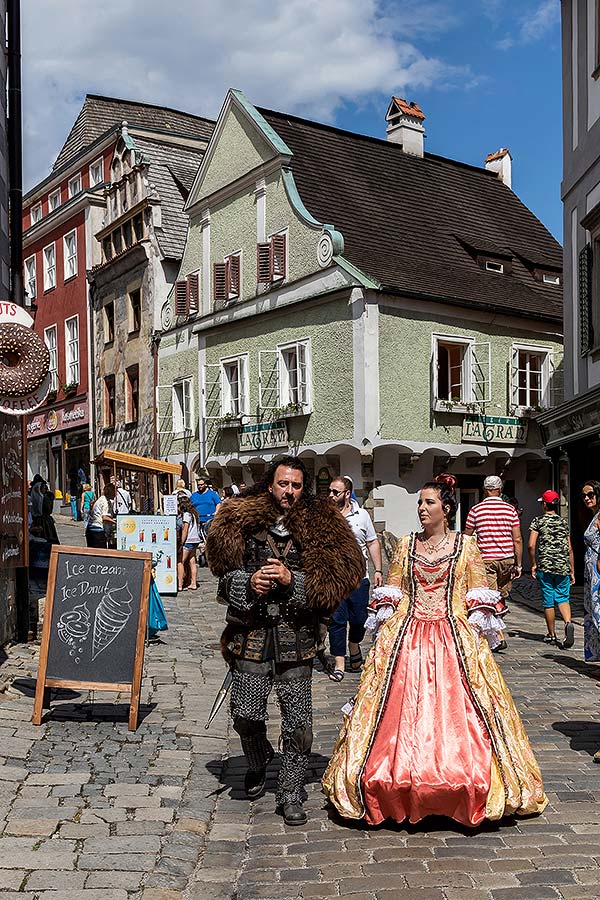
[
  {"xmin": 537, "ymin": 384, "xmax": 600, "ymax": 449},
  {"xmin": 92, "ymin": 449, "xmax": 181, "ymax": 476}
]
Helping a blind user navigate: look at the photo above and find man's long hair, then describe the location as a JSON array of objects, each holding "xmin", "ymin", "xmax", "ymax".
[{"xmin": 245, "ymin": 455, "xmax": 314, "ymax": 501}]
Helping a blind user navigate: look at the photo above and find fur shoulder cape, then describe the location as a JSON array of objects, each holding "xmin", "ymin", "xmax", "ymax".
[{"xmin": 206, "ymin": 493, "xmax": 365, "ymax": 614}]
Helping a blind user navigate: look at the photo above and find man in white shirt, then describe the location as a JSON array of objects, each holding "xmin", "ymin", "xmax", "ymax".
[
  {"xmin": 327, "ymin": 476, "xmax": 383, "ymax": 681},
  {"xmin": 113, "ymin": 479, "xmax": 132, "ymax": 515}
]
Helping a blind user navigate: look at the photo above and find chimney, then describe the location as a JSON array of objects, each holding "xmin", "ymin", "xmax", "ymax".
[
  {"xmin": 485, "ymin": 148, "xmax": 512, "ymax": 189},
  {"xmin": 385, "ymin": 97, "xmax": 425, "ymax": 158}
]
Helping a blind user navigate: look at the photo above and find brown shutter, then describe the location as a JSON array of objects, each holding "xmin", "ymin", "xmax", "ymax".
[
  {"xmin": 187, "ymin": 271, "xmax": 200, "ymax": 314},
  {"xmin": 579, "ymin": 244, "xmax": 593, "ymax": 354},
  {"xmin": 175, "ymin": 279, "xmax": 188, "ymax": 316},
  {"xmin": 213, "ymin": 262, "xmax": 227, "ymax": 302},
  {"xmin": 272, "ymin": 233, "xmax": 286, "ymax": 279},
  {"xmin": 257, "ymin": 242, "xmax": 272, "ymax": 283},
  {"xmin": 228, "ymin": 254, "xmax": 240, "ymax": 297}
]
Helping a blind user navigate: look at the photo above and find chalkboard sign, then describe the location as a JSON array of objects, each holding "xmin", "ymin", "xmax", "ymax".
[{"xmin": 33, "ymin": 545, "xmax": 152, "ymax": 730}]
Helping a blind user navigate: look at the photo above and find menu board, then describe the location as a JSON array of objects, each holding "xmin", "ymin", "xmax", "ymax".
[
  {"xmin": 117, "ymin": 515, "xmax": 177, "ymax": 595},
  {"xmin": 0, "ymin": 414, "xmax": 27, "ymax": 568}
]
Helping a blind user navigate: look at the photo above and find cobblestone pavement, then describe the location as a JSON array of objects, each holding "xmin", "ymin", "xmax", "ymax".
[{"xmin": 0, "ymin": 518, "xmax": 599, "ymax": 900}]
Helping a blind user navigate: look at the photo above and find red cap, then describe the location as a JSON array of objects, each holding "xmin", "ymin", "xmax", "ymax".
[{"xmin": 539, "ymin": 490, "xmax": 560, "ymax": 503}]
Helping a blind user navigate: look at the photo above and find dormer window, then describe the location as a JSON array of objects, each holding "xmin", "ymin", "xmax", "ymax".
[{"xmin": 485, "ymin": 260, "xmax": 504, "ymax": 274}]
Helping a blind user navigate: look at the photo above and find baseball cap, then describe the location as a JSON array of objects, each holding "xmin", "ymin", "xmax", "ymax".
[
  {"xmin": 483, "ymin": 475, "xmax": 503, "ymax": 490},
  {"xmin": 538, "ymin": 490, "xmax": 560, "ymax": 503}
]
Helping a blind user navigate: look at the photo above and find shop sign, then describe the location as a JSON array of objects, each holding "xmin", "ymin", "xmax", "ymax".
[
  {"xmin": 0, "ymin": 303, "xmax": 50, "ymax": 416},
  {"xmin": 238, "ymin": 420, "xmax": 288, "ymax": 453},
  {"xmin": 0, "ymin": 413, "xmax": 26, "ymax": 567},
  {"xmin": 463, "ymin": 415, "xmax": 528, "ymax": 445},
  {"xmin": 26, "ymin": 399, "xmax": 89, "ymax": 438}
]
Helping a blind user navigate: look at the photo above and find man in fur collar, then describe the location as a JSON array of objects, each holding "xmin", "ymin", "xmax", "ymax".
[{"xmin": 206, "ymin": 455, "xmax": 364, "ymax": 826}]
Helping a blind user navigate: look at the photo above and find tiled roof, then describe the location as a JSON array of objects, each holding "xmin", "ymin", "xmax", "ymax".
[
  {"xmin": 127, "ymin": 135, "xmax": 204, "ymax": 260},
  {"xmin": 53, "ymin": 94, "xmax": 214, "ymax": 171},
  {"xmin": 259, "ymin": 108, "xmax": 563, "ymax": 322},
  {"xmin": 390, "ymin": 97, "xmax": 426, "ymax": 120}
]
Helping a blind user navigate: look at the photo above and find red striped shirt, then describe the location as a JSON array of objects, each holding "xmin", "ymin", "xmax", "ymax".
[{"xmin": 465, "ymin": 497, "xmax": 520, "ymax": 560}]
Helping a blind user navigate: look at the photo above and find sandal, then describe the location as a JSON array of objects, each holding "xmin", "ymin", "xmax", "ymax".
[
  {"xmin": 328, "ymin": 669, "xmax": 345, "ymax": 682},
  {"xmin": 349, "ymin": 650, "xmax": 363, "ymax": 671}
]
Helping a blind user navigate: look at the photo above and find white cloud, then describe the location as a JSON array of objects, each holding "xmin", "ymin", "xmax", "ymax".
[
  {"xmin": 21, "ymin": 0, "xmax": 476, "ymax": 189},
  {"xmin": 495, "ymin": 0, "xmax": 560, "ymax": 50}
]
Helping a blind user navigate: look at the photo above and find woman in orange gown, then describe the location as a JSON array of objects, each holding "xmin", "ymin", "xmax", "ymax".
[{"xmin": 323, "ymin": 475, "xmax": 547, "ymax": 827}]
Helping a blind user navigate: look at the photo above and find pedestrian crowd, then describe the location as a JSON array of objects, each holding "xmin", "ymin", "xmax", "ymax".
[{"xmin": 203, "ymin": 457, "xmax": 600, "ymax": 830}]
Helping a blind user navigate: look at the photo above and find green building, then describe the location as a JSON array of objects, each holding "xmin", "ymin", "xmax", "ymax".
[{"xmin": 157, "ymin": 90, "xmax": 563, "ymax": 535}]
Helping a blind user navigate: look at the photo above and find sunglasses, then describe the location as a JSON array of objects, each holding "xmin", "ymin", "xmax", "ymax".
[
  {"xmin": 582, "ymin": 491, "xmax": 596, "ymax": 500},
  {"xmin": 328, "ymin": 488, "xmax": 348, "ymax": 497}
]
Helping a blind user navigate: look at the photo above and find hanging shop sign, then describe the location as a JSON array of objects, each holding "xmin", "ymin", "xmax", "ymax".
[
  {"xmin": 462, "ymin": 415, "xmax": 528, "ymax": 445},
  {"xmin": 0, "ymin": 302, "xmax": 50, "ymax": 416},
  {"xmin": 27, "ymin": 399, "xmax": 89, "ymax": 437},
  {"xmin": 238, "ymin": 420, "xmax": 288, "ymax": 453}
]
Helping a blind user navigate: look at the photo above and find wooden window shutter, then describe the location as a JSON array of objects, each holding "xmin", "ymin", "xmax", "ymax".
[
  {"xmin": 579, "ymin": 243, "xmax": 593, "ymax": 354},
  {"xmin": 175, "ymin": 279, "xmax": 188, "ymax": 316},
  {"xmin": 272, "ymin": 234, "xmax": 286, "ymax": 279},
  {"xmin": 213, "ymin": 262, "xmax": 227, "ymax": 302},
  {"xmin": 229, "ymin": 254, "xmax": 240, "ymax": 297},
  {"xmin": 257, "ymin": 242, "xmax": 272, "ymax": 283},
  {"xmin": 187, "ymin": 272, "xmax": 200, "ymax": 314}
]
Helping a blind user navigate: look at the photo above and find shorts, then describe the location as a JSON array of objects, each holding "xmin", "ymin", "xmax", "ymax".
[
  {"xmin": 183, "ymin": 542, "xmax": 200, "ymax": 551},
  {"xmin": 536, "ymin": 571, "xmax": 571, "ymax": 608},
  {"xmin": 484, "ymin": 557, "xmax": 515, "ymax": 599}
]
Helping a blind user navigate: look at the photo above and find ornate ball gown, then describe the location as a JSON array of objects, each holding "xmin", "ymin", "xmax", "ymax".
[{"xmin": 323, "ymin": 533, "xmax": 547, "ymax": 827}]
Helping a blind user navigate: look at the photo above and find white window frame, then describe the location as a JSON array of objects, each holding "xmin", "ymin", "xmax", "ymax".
[
  {"xmin": 510, "ymin": 343, "xmax": 552, "ymax": 412},
  {"xmin": 542, "ymin": 273, "xmax": 560, "ymax": 285},
  {"xmin": 48, "ymin": 188, "xmax": 61, "ymax": 212},
  {"xmin": 485, "ymin": 260, "xmax": 504, "ymax": 274},
  {"xmin": 89, "ymin": 157, "xmax": 104, "ymax": 187},
  {"xmin": 277, "ymin": 339, "xmax": 312, "ymax": 412},
  {"xmin": 68, "ymin": 174, "xmax": 82, "ymax": 198},
  {"xmin": 172, "ymin": 378, "xmax": 194, "ymax": 434},
  {"xmin": 63, "ymin": 229, "xmax": 78, "ymax": 280},
  {"xmin": 432, "ymin": 334, "xmax": 473, "ymax": 410},
  {"xmin": 64, "ymin": 315, "xmax": 80, "ymax": 385},
  {"xmin": 220, "ymin": 354, "xmax": 249, "ymax": 417},
  {"xmin": 44, "ymin": 325, "xmax": 58, "ymax": 391},
  {"xmin": 30, "ymin": 202, "xmax": 42, "ymax": 225},
  {"xmin": 24, "ymin": 254, "xmax": 36, "ymax": 301},
  {"xmin": 43, "ymin": 242, "xmax": 56, "ymax": 291}
]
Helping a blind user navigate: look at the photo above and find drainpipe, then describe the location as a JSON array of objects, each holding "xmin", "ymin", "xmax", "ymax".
[
  {"xmin": 86, "ymin": 274, "xmax": 98, "ymax": 486},
  {"xmin": 6, "ymin": 0, "xmax": 31, "ymax": 640},
  {"xmin": 152, "ymin": 332, "xmax": 160, "ymax": 458}
]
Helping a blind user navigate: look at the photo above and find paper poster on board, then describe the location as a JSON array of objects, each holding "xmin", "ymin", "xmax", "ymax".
[
  {"xmin": 117, "ymin": 515, "xmax": 177, "ymax": 595},
  {"xmin": 163, "ymin": 494, "xmax": 178, "ymax": 516}
]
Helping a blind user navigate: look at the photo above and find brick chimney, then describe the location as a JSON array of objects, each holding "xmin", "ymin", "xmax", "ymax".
[
  {"xmin": 385, "ymin": 97, "xmax": 425, "ymax": 157},
  {"xmin": 485, "ymin": 148, "xmax": 512, "ymax": 189}
]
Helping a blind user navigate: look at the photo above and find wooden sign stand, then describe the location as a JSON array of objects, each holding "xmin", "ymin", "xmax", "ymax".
[{"xmin": 33, "ymin": 546, "xmax": 152, "ymax": 731}]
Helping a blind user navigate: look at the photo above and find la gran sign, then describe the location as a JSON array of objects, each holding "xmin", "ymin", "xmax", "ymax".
[{"xmin": 462, "ymin": 415, "xmax": 528, "ymax": 445}]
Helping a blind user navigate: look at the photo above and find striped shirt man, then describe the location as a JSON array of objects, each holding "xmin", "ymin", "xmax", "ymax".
[{"xmin": 465, "ymin": 497, "xmax": 521, "ymax": 560}]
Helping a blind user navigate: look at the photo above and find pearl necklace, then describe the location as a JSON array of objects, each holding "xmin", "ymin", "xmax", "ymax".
[{"xmin": 421, "ymin": 532, "xmax": 449, "ymax": 554}]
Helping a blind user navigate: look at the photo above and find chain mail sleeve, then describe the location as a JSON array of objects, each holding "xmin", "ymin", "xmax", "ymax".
[
  {"xmin": 219, "ymin": 569, "xmax": 255, "ymax": 611},
  {"xmin": 282, "ymin": 570, "xmax": 308, "ymax": 611}
]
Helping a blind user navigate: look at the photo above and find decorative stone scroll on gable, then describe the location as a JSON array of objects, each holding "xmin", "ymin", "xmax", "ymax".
[{"xmin": 316, "ymin": 226, "xmax": 344, "ymax": 269}]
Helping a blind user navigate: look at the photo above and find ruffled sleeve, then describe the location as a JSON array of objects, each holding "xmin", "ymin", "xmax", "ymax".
[
  {"xmin": 463, "ymin": 535, "xmax": 505, "ymax": 649},
  {"xmin": 365, "ymin": 585, "xmax": 403, "ymax": 636}
]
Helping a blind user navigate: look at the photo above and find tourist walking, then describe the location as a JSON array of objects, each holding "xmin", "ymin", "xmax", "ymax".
[
  {"xmin": 80, "ymin": 483, "xmax": 95, "ymax": 529},
  {"xmin": 323, "ymin": 474, "xmax": 547, "ymax": 827},
  {"xmin": 85, "ymin": 483, "xmax": 116, "ymax": 549},
  {"xmin": 206, "ymin": 456, "xmax": 364, "ymax": 826},
  {"xmin": 581, "ymin": 481, "xmax": 600, "ymax": 665},
  {"xmin": 528, "ymin": 489, "xmax": 575, "ymax": 648},
  {"xmin": 464, "ymin": 474, "xmax": 522, "ymax": 651},
  {"xmin": 327, "ymin": 476, "xmax": 383, "ymax": 681},
  {"xmin": 114, "ymin": 479, "xmax": 132, "ymax": 515},
  {"xmin": 177, "ymin": 496, "xmax": 202, "ymax": 591}
]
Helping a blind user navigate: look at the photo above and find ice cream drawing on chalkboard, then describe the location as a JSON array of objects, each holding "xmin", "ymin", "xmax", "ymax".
[
  {"xmin": 57, "ymin": 602, "xmax": 91, "ymax": 662},
  {"xmin": 92, "ymin": 584, "xmax": 133, "ymax": 660}
]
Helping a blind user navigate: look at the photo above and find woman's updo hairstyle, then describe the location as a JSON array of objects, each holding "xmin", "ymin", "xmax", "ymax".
[{"xmin": 421, "ymin": 473, "xmax": 458, "ymax": 526}]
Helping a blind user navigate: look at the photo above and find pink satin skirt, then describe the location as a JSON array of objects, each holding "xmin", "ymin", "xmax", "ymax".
[{"xmin": 361, "ymin": 616, "xmax": 492, "ymax": 826}]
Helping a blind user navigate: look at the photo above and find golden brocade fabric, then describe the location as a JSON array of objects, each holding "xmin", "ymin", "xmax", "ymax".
[{"xmin": 322, "ymin": 533, "xmax": 548, "ymax": 826}]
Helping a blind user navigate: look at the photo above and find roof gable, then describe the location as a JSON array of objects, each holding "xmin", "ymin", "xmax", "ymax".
[{"xmin": 185, "ymin": 89, "xmax": 292, "ymax": 210}]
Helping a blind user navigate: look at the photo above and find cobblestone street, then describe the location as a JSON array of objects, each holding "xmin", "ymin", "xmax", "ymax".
[{"xmin": 1, "ymin": 517, "xmax": 600, "ymax": 900}]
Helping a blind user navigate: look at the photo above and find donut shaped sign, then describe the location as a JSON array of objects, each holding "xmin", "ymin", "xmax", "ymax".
[{"xmin": 0, "ymin": 301, "xmax": 51, "ymax": 416}]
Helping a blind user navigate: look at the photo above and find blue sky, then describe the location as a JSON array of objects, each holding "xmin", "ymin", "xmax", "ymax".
[{"xmin": 23, "ymin": 0, "xmax": 562, "ymax": 240}]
